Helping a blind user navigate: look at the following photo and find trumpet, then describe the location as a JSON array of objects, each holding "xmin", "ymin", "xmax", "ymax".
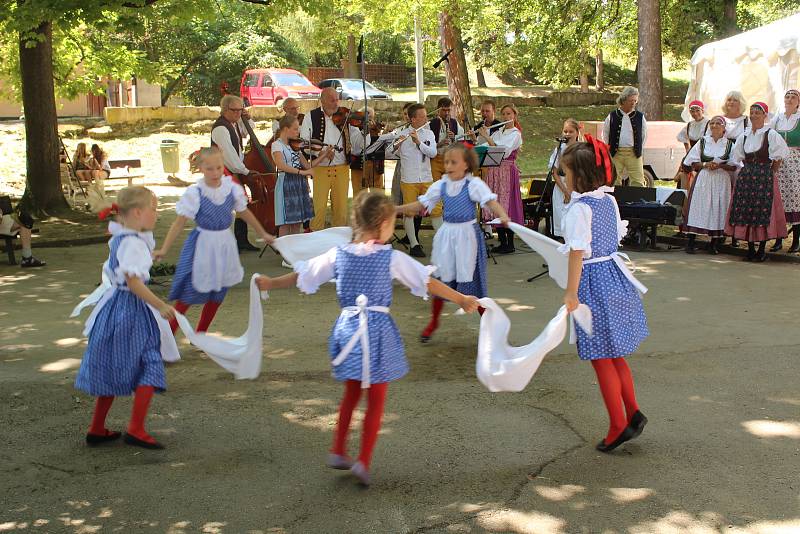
[{"xmin": 392, "ymin": 122, "xmax": 430, "ymax": 151}]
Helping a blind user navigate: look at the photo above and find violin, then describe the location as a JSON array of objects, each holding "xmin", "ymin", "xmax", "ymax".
[
  {"xmin": 330, "ymin": 106, "xmax": 354, "ymax": 128},
  {"xmin": 287, "ymin": 138, "xmax": 344, "ymax": 153}
]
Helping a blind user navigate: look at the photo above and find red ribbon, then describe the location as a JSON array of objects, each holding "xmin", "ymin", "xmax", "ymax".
[
  {"xmin": 584, "ymin": 134, "xmax": 613, "ymax": 185},
  {"xmin": 98, "ymin": 203, "xmax": 119, "ymax": 221}
]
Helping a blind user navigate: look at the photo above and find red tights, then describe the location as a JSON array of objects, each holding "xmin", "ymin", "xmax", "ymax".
[
  {"xmin": 422, "ymin": 297, "xmax": 484, "ymax": 338},
  {"xmin": 331, "ymin": 380, "xmax": 388, "ymax": 470},
  {"xmin": 88, "ymin": 385, "xmax": 158, "ymax": 445},
  {"xmin": 591, "ymin": 358, "xmax": 639, "ymax": 444},
  {"xmin": 169, "ymin": 300, "xmax": 222, "ymax": 334}
]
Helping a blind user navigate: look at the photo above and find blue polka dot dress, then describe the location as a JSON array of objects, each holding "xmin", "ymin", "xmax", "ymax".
[
  {"xmin": 569, "ymin": 194, "xmax": 649, "ymax": 360},
  {"xmin": 328, "ymin": 247, "xmax": 408, "ymax": 384},
  {"xmin": 420, "ymin": 175, "xmax": 497, "ymax": 298},
  {"xmin": 439, "ymin": 178, "xmax": 487, "ymax": 297},
  {"xmin": 169, "ymin": 179, "xmax": 245, "ymax": 305},
  {"xmin": 75, "ymin": 232, "xmax": 167, "ymax": 396}
]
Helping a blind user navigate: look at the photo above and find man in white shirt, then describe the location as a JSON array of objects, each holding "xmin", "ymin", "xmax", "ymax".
[
  {"xmin": 300, "ymin": 88, "xmax": 364, "ymax": 230},
  {"xmin": 387, "ymin": 103, "xmax": 438, "ymax": 257},
  {"xmin": 210, "ymin": 94, "xmax": 259, "ymax": 250},
  {"xmin": 603, "ymin": 86, "xmax": 648, "ymax": 187}
]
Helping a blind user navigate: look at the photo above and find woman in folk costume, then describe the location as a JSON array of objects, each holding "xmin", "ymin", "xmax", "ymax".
[
  {"xmin": 549, "ymin": 119, "xmax": 583, "ymax": 239},
  {"xmin": 75, "ymin": 186, "xmax": 176, "ymax": 450},
  {"xmin": 155, "ymin": 147, "xmax": 275, "ymax": 333},
  {"xmin": 560, "ymin": 136, "xmax": 649, "ymax": 453},
  {"xmin": 676, "ymin": 100, "xmax": 710, "ymax": 191},
  {"xmin": 479, "ymin": 104, "xmax": 524, "ymax": 254},
  {"xmin": 720, "ymin": 91, "xmax": 750, "ymax": 248},
  {"xmin": 769, "ymin": 89, "xmax": 800, "ymax": 252},
  {"xmin": 682, "ymin": 116, "xmax": 738, "ymax": 255},
  {"xmin": 726, "ymin": 102, "xmax": 790, "ymax": 262},
  {"xmin": 396, "ymin": 143, "xmax": 510, "ymax": 342},
  {"xmin": 255, "ymin": 191, "xmax": 478, "ymax": 486}
]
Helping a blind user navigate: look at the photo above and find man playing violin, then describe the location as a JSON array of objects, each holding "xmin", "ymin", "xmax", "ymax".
[
  {"xmin": 349, "ymin": 107, "xmax": 385, "ymax": 195},
  {"xmin": 300, "ymin": 87, "xmax": 365, "ymax": 230},
  {"xmin": 211, "ymin": 94, "xmax": 259, "ymax": 250}
]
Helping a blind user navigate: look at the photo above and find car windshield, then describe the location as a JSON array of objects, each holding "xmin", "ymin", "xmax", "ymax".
[
  {"xmin": 272, "ymin": 73, "xmax": 313, "ymax": 87},
  {"xmin": 341, "ymin": 80, "xmax": 379, "ymax": 91}
]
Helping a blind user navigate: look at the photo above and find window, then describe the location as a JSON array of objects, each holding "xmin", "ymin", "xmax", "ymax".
[
  {"xmin": 243, "ymin": 74, "xmax": 260, "ymax": 87},
  {"xmin": 341, "ymin": 80, "xmax": 380, "ymax": 91},
  {"xmin": 272, "ymin": 73, "xmax": 313, "ymax": 87},
  {"xmin": 318, "ymin": 80, "xmax": 332, "ymax": 88},
  {"xmin": 261, "ymin": 75, "xmax": 273, "ymax": 87}
]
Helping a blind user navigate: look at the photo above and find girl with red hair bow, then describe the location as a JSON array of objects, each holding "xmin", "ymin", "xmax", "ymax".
[{"xmin": 560, "ymin": 135, "xmax": 649, "ymax": 453}]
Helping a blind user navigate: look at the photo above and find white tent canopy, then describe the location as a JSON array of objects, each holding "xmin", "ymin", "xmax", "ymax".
[{"xmin": 682, "ymin": 13, "xmax": 800, "ymax": 121}]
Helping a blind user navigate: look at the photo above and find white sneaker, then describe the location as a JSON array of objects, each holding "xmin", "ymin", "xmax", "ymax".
[{"xmin": 281, "ymin": 260, "xmax": 293, "ymax": 269}]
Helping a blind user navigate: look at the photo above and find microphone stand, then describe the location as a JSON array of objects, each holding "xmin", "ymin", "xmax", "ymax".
[{"xmin": 527, "ymin": 137, "xmax": 566, "ymax": 283}]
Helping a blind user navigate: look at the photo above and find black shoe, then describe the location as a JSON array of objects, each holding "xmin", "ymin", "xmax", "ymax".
[
  {"xmin": 754, "ymin": 251, "xmax": 768, "ymax": 262},
  {"xmin": 237, "ymin": 241, "xmax": 259, "ymax": 252},
  {"xmin": 420, "ymin": 334, "xmax": 431, "ymax": 343},
  {"xmin": 20, "ymin": 256, "xmax": 46, "ymax": 267},
  {"xmin": 85, "ymin": 430, "xmax": 121, "ymax": 446},
  {"xmin": 627, "ymin": 411, "xmax": 648, "ymax": 440},
  {"xmin": 789, "ymin": 242, "xmax": 800, "ymax": 253},
  {"xmin": 595, "ymin": 426, "xmax": 635, "ymax": 453},
  {"xmin": 709, "ymin": 239, "xmax": 720, "ymax": 255},
  {"xmin": 730, "ymin": 238, "xmax": 739, "ymax": 248},
  {"xmin": 496, "ymin": 245, "xmax": 515, "ymax": 254},
  {"xmin": 399, "ymin": 235, "xmax": 410, "ymax": 245},
  {"xmin": 769, "ymin": 239, "xmax": 783, "ymax": 252},
  {"xmin": 123, "ymin": 433, "xmax": 165, "ymax": 450},
  {"xmin": 409, "ymin": 245, "xmax": 425, "ymax": 258}
]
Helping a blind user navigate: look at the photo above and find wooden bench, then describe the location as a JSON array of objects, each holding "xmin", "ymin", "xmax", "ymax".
[{"xmin": 108, "ymin": 159, "xmax": 144, "ymax": 186}]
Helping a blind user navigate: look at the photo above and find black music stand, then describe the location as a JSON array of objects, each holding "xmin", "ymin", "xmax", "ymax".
[
  {"xmin": 368, "ymin": 137, "xmax": 409, "ymax": 249},
  {"xmin": 526, "ymin": 138, "xmax": 565, "ymax": 282},
  {"xmin": 477, "ymin": 145, "xmax": 506, "ymax": 264}
]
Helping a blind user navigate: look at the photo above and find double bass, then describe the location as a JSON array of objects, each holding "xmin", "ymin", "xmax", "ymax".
[{"xmin": 241, "ymin": 118, "xmax": 278, "ymax": 236}]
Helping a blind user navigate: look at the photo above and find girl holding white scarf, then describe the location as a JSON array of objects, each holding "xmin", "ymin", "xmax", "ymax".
[
  {"xmin": 397, "ymin": 143, "xmax": 509, "ymax": 342},
  {"xmin": 255, "ymin": 191, "xmax": 478, "ymax": 487}
]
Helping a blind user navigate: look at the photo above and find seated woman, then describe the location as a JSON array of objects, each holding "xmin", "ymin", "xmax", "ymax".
[
  {"xmin": 0, "ymin": 198, "xmax": 45, "ymax": 267},
  {"xmin": 73, "ymin": 143, "xmax": 94, "ymax": 183},
  {"xmin": 90, "ymin": 144, "xmax": 112, "ymax": 181}
]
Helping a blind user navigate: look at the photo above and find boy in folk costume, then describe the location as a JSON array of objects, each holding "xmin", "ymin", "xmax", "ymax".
[{"xmin": 386, "ymin": 103, "xmax": 438, "ymax": 258}]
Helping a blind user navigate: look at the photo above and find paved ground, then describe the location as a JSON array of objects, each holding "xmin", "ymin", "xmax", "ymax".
[{"xmin": 1, "ymin": 230, "xmax": 799, "ymax": 533}]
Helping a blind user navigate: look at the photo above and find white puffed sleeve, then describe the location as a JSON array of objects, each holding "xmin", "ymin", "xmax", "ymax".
[
  {"xmin": 115, "ymin": 237, "xmax": 153, "ymax": 280},
  {"xmin": 175, "ymin": 186, "xmax": 201, "ymax": 219},
  {"xmin": 683, "ymin": 139, "xmax": 703, "ymax": 165},
  {"xmin": 294, "ymin": 246, "xmax": 338, "ymax": 294},
  {"xmin": 390, "ymin": 250, "xmax": 436, "ymax": 298},
  {"xmin": 558, "ymin": 202, "xmax": 593, "ymax": 258},
  {"xmin": 768, "ymin": 129, "xmax": 790, "ymax": 161},
  {"xmin": 418, "ymin": 180, "xmax": 444, "ymax": 211},
  {"xmin": 467, "ymin": 177, "xmax": 498, "ymax": 206},
  {"xmin": 676, "ymin": 125, "xmax": 689, "ymax": 144},
  {"xmin": 729, "ymin": 133, "xmax": 747, "ymax": 165},
  {"xmin": 231, "ymin": 179, "xmax": 249, "ymax": 212}
]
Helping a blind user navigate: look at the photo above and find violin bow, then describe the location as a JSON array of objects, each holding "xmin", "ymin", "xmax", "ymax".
[{"xmin": 358, "ymin": 35, "xmax": 368, "ymax": 176}]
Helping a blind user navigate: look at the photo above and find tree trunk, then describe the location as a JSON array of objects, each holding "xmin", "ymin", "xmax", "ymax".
[
  {"xmin": 722, "ymin": 0, "xmax": 738, "ymax": 36},
  {"xmin": 344, "ymin": 33, "xmax": 358, "ymax": 78},
  {"xmin": 19, "ymin": 21, "xmax": 67, "ymax": 215},
  {"xmin": 637, "ymin": 0, "xmax": 663, "ymax": 120},
  {"xmin": 579, "ymin": 49, "xmax": 589, "ymax": 93},
  {"xmin": 595, "ymin": 48, "xmax": 604, "ymax": 91},
  {"xmin": 476, "ymin": 68, "xmax": 487, "ymax": 88},
  {"xmin": 438, "ymin": 12, "xmax": 474, "ymax": 127}
]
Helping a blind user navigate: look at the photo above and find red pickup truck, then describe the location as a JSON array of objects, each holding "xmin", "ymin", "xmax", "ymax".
[{"xmin": 239, "ymin": 68, "xmax": 321, "ymax": 106}]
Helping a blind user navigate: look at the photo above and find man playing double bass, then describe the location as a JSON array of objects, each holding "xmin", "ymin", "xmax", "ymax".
[
  {"xmin": 211, "ymin": 94, "xmax": 259, "ymax": 250},
  {"xmin": 300, "ymin": 87, "xmax": 365, "ymax": 230}
]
